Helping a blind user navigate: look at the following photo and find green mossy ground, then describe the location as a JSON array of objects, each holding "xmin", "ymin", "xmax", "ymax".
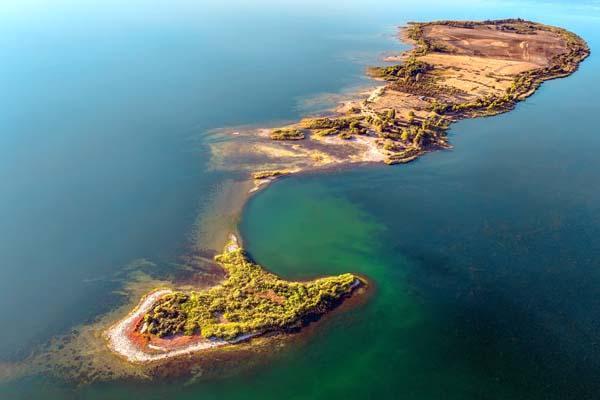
[{"xmin": 143, "ymin": 240, "xmax": 361, "ymax": 340}]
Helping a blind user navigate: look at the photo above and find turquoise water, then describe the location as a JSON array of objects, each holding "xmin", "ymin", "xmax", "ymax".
[{"xmin": 1, "ymin": 0, "xmax": 600, "ymax": 398}]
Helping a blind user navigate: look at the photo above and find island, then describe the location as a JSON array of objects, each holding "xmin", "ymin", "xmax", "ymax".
[
  {"xmin": 106, "ymin": 236, "xmax": 363, "ymax": 363},
  {"xmin": 106, "ymin": 19, "xmax": 588, "ymax": 364}
]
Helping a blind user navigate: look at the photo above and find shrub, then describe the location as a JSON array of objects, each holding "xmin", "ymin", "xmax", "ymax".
[{"xmin": 270, "ymin": 128, "xmax": 305, "ymax": 140}]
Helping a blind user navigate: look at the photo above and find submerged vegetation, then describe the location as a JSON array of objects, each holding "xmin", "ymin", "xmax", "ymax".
[{"xmin": 142, "ymin": 239, "xmax": 362, "ymax": 340}]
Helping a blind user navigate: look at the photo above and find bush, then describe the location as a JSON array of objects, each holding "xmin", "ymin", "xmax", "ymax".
[
  {"xmin": 270, "ymin": 128, "xmax": 305, "ymax": 140},
  {"xmin": 367, "ymin": 57, "xmax": 433, "ymax": 81}
]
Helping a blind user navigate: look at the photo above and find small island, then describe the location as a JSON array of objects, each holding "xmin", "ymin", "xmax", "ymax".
[
  {"xmin": 106, "ymin": 19, "xmax": 588, "ymax": 364},
  {"xmin": 106, "ymin": 236, "xmax": 363, "ymax": 363}
]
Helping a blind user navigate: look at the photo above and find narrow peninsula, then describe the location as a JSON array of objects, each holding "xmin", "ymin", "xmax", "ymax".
[{"xmin": 107, "ymin": 19, "xmax": 588, "ymax": 364}]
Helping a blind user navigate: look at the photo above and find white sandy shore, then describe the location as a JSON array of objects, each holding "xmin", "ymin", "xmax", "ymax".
[
  {"xmin": 366, "ymin": 85, "xmax": 386, "ymax": 103},
  {"xmin": 249, "ymin": 178, "xmax": 271, "ymax": 193},
  {"xmin": 104, "ymin": 235, "xmax": 262, "ymax": 364},
  {"xmin": 315, "ymin": 132, "xmax": 386, "ymax": 163},
  {"xmin": 352, "ymin": 135, "xmax": 387, "ymax": 162},
  {"xmin": 105, "ymin": 287, "xmax": 260, "ymax": 363}
]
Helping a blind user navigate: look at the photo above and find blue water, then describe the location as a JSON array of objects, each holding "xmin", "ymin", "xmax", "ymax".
[{"xmin": 1, "ymin": 0, "xmax": 599, "ymax": 399}]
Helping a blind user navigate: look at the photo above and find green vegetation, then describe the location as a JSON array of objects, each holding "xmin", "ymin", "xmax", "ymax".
[
  {"xmin": 252, "ymin": 170, "xmax": 290, "ymax": 180},
  {"xmin": 406, "ymin": 24, "xmax": 435, "ymax": 55},
  {"xmin": 367, "ymin": 56, "xmax": 433, "ymax": 81},
  {"xmin": 315, "ymin": 128, "xmax": 339, "ymax": 136},
  {"xmin": 364, "ymin": 109, "xmax": 401, "ymax": 134},
  {"xmin": 404, "ymin": 23, "xmax": 450, "ymax": 55},
  {"xmin": 142, "ymin": 239, "xmax": 362, "ymax": 340},
  {"xmin": 300, "ymin": 117, "xmax": 340, "ymax": 130},
  {"xmin": 384, "ymin": 147, "xmax": 423, "ymax": 165},
  {"xmin": 300, "ymin": 116, "xmax": 367, "ymax": 138},
  {"xmin": 270, "ymin": 128, "xmax": 305, "ymax": 140}
]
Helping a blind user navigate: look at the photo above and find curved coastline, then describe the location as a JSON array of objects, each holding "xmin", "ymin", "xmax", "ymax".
[
  {"xmin": 105, "ymin": 18, "xmax": 589, "ymax": 364},
  {"xmin": 105, "ymin": 286, "xmax": 261, "ymax": 363}
]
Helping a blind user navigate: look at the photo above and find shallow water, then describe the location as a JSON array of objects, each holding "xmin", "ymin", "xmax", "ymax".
[{"xmin": 1, "ymin": 0, "xmax": 600, "ymax": 398}]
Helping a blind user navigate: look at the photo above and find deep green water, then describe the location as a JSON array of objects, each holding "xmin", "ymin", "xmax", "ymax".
[{"xmin": 1, "ymin": 0, "xmax": 600, "ymax": 399}]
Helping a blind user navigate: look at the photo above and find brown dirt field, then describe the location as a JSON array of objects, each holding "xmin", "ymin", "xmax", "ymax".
[
  {"xmin": 370, "ymin": 89, "xmax": 430, "ymax": 113},
  {"xmin": 420, "ymin": 53, "xmax": 539, "ymax": 96},
  {"xmin": 257, "ymin": 290, "xmax": 286, "ymax": 305},
  {"xmin": 422, "ymin": 24, "xmax": 567, "ymax": 66}
]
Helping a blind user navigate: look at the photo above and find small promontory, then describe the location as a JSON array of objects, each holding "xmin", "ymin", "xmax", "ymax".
[{"xmin": 106, "ymin": 236, "xmax": 363, "ymax": 363}]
